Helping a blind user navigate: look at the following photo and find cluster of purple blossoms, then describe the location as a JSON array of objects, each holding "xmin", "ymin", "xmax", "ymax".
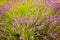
[{"xmin": 47, "ymin": 0, "xmax": 60, "ymax": 10}]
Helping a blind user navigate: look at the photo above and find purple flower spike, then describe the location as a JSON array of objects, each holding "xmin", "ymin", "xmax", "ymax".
[
  {"xmin": 1, "ymin": 27, "xmax": 6, "ymax": 32},
  {"xmin": 47, "ymin": 16, "xmax": 53, "ymax": 22},
  {"xmin": 21, "ymin": 15, "xmax": 30, "ymax": 25},
  {"xmin": 49, "ymin": 32, "xmax": 57, "ymax": 38},
  {"xmin": 19, "ymin": 36, "xmax": 24, "ymax": 40},
  {"xmin": 30, "ymin": 28, "xmax": 33, "ymax": 31},
  {"xmin": 30, "ymin": 15, "xmax": 35, "ymax": 23},
  {"xmin": 0, "ymin": 6, "xmax": 7, "ymax": 17},
  {"xmin": 57, "ymin": 17, "xmax": 60, "ymax": 22},
  {"xmin": 52, "ymin": 20, "xmax": 57, "ymax": 26},
  {"xmin": 37, "ymin": 23, "xmax": 45, "ymax": 30},
  {"xmin": 48, "ymin": 0, "xmax": 57, "ymax": 7},
  {"xmin": 43, "ymin": 36, "xmax": 49, "ymax": 40},
  {"xmin": 48, "ymin": 0, "xmax": 60, "ymax": 10},
  {"xmin": 4, "ymin": 1, "xmax": 15, "ymax": 10}
]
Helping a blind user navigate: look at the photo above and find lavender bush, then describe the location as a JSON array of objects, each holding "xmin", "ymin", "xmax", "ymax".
[{"xmin": 0, "ymin": 0, "xmax": 60, "ymax": 40}]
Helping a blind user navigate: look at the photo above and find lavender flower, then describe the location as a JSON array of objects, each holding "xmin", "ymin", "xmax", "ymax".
[
  {"xmin": 48, "ymin": 0, "xmax": 57, "ymax": 7},
  {"xmin": 1, "ymin": 27, "xmax": 6, "ymax": 32},
  {"xmin": 48, "ymin": 0, "xmax": 60, "ymax": 10},
  {"xmin": 4, "ymin": 1, "xmax": 15, "ymax": 10},
  {"xmin": 43, "ymin": 36, "xmax": 49, "ymax": 40},
  {"xmin": 19, "ymin": 36, "xmax": 24, "ymax": 40},
  {"xmin": 49, "ymin": 32, "xmax": 57, "ymax": 38},
  {"xmin": 0, "ymin": 6, "xmax": 7, "ymax": 16},
  {"xmin": 30, "ymin": 28, "xmax": 33, "ymax": 31},
  {"xmin": 21, "ymin": 15, "xmax": 30, "ymax": 25},
  {"xmin": 30, "ymin": 15, "xmax": 35, "ymax": 23},
  {"xmin": 52, "ymin": 20, "xmax": 57, "ymax": 26},
  {"xmin": 37, "ymin": 23, "xmax": 45, "ymax": 30}
]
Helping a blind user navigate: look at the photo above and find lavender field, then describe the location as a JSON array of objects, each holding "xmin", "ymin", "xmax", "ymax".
[{"xmin": 0, "ymin": 0, "xmax": 60, "ymax": 40}]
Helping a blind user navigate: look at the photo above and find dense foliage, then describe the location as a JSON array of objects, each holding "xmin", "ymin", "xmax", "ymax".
[{"xmin": 0, "ymin": 0, "xmax": 60, "ymax": 40}]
